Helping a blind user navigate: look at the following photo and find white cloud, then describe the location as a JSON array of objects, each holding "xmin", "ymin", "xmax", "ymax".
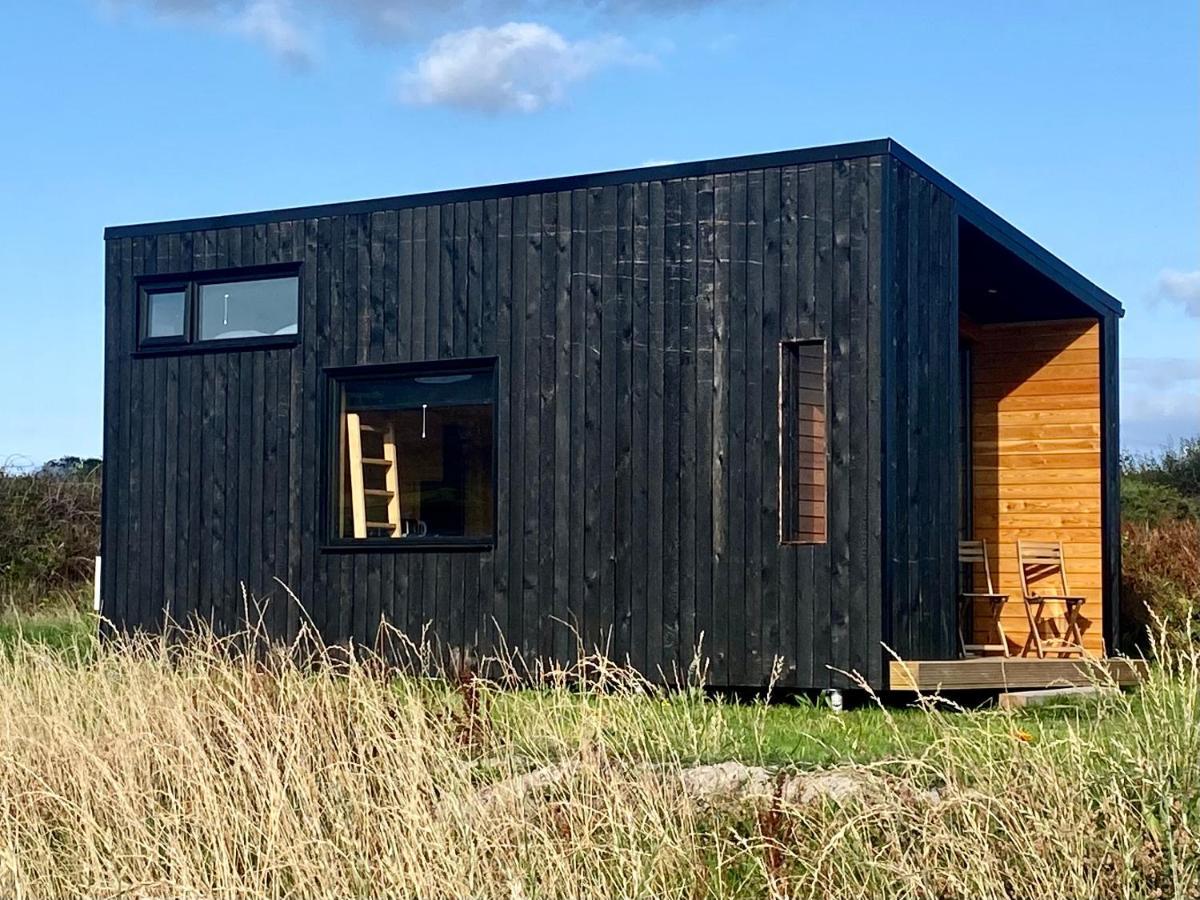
[
  {"xmin": 106, "ymin": 0, "xmax": 713, "ymax": 100},
  {"xmin": 397, "ymin": 22, "xmax": 647, "ymax": 113},
  {"xmin": 106, "ymin": 0, "xmax": 314, "ymax": 66},
  {"xmin": 641, "ymin": 158, "xmax": 678, "ymax": 167},
  {"xmin": 1120, "ymin": 355, "xmax": 1200, "ymax": 449},
  {"xmin": 233, "ymin": 0, "xmax": 314, "ymax": 68},
  {"xmin": 1122, "ymin": 356, "xmax": 1200, "ymax": 390},
  {"xmin": 1156, "ymin": 268, "xmax": 1200, "ymax": 318},
  {"xmin": 306, "ymin": 0, "xmax": 719, "ymax": 37},
  {"xmin": 112, "ymin": 0, "xmax": 721, "ymax": 43}
]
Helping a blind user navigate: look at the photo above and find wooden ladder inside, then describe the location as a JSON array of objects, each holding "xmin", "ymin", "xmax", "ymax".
[{"xmin": 346, "ymin": 413, "xmax": 401, "ymax": 538}]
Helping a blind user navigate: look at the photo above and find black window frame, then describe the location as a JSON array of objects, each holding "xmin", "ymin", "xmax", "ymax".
[
  {"xmin": 778, "ymin": 337, "xmax": 828, "ymax": 546},
  {"xmin": 134, "ymin": 262, "xmax": 302, "ymax": 356},
  {"xmin": 138, "ymin": 281, "xmax": 191, "ymax": 348},
  {"xmin": 321, "ymin": 356, "xmax": 500, "ymax": 553}
]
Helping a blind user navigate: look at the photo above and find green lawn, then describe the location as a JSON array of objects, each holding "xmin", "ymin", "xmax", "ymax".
[
  {"xmin": 486, "ymin": 684, "xmax": 1113, "ymax": 770},
  {"xmin": 0, "ymin": 608, "xmax": 97, "ymax": 657}
]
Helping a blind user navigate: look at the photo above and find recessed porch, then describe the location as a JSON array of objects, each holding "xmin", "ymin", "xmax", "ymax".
[{"xmin": 895, "ymin": 217, "xmax": 1125, "ymax": 692}]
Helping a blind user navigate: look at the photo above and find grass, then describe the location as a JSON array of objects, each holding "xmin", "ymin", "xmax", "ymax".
[
  {"xmin": 0, "ymin": 608, "xmax": 96, "ymax": 657},
  {"xmin": 0, "ymin": 611, "xmax": 1194, "ymax": 898},
  {"xmin": 0, "ymin": 607, "xmax": 1096, "ymax": 771}
]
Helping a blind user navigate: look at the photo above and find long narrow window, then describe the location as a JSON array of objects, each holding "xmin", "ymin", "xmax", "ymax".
[
  {"xmin": 330, "ymin": 359, "xmax": 497, "ymax": 547},
  {"xmin": 780, "ymin": 339, "xmax": 827, "ymax": 544},
  {"xmin": 136, "ymin": 265, "xmax": 299, "ymax": 352}
]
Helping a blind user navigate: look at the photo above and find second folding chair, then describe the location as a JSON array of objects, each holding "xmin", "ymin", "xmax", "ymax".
[
  {"xmin": 958, "ymin": 539, "xmax": 1010, "ymax": 658},
  {"xmin": 1017, "ymin": 540, "xmax": 1086, "ymax": 658}
]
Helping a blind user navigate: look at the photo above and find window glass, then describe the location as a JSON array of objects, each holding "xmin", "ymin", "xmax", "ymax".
[
  {"xmin": 780, "ymin": 340, "xmax": 827, "ymax": 544},
  {"xmin": 337, "ymin": 366, "xmax": 495, "ymax": 542},
  {"xmin": 145, "ymin": 290, "xmax": 186, "ymax": 339},
  {"xmin": 198, "ymin": 276, "xmax": 298, "ymax": 341}
]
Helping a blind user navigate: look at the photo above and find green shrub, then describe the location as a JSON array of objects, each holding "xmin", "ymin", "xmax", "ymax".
[
  {"xmin": 1122, "ymin": 437, "xmax": 1200, "ymax": 523},
  {"xmin": 0, "ymin": 458, "xmax": 101, "ymax": 613},
  {"xmin": 1121, "ymin": 476, "xmax": 1200, "ymax": 524}
]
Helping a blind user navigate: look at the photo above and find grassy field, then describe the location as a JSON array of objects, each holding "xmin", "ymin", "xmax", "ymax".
[
  {"xmin": 0, "ymin": 608, "xmax": 1107, "ymax": 769},
  {"xmin": 0, "ymin": 611, "xmax": 1195, "ymax": 898}
]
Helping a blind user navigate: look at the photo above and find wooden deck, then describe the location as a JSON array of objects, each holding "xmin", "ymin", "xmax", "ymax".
[{"xmin": 889, "ymin": 657, "xmax": 1145, "ymax": 692}]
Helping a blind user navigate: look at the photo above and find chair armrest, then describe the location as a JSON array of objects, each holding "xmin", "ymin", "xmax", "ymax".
[
  {"xmin": 961, "ymin": 592, "xmax": 1008, "ymax": 600},
  {"xmin": 1026, "ymin": 594, "xmax": 1085, "ymax": 604}
]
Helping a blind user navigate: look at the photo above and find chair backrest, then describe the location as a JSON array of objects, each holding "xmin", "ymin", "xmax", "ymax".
[
  {"xmin": 1017, "ymin": 540, "xmax": 1071, "ymax": 598},
  {"xmin": 958, "ymin": 539, "xmax": 996, "ymax": 595}
]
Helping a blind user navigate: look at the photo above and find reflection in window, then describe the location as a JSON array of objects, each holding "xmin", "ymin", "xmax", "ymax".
[
  {"xmin": 137, "ymin": 267, "xmax": 300, "ymax": 351},
  {"xmin": 145, "ymin": 290, "xmax": 186, "ymax": 339},
  {"xmin": 337, "ymin": 363, "xmax": 495, "ymax": 542},
  {"xmin": 198, "ymin": 276, "xmax": 298, "ymax": 341}
]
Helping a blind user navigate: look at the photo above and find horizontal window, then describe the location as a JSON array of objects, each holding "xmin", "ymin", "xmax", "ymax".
[
  {"xmin": 330, "ymin": 359, "xmax": 497, "ymax": 548},
  {"xmin": 198, "ymin": 277, "xmax": 298, "ymax": 341},
  {"xmin": 136, "ymin": 265, "xmax": 299, "ymax": 352}
]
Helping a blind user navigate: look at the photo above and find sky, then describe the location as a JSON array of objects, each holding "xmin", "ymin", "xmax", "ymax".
[{"xmin": 0, "ymin": 0, "xmax": 1196, "ymax": 465}]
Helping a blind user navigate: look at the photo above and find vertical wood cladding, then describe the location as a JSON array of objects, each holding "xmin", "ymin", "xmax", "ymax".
[
  {"xmin": 883, "ymin": 161, "xmax": 960, "ymax": 664},
  {"xmin": 102, "ymin": 156, "xmax": 886, "ymax": 690},
  {"xmin": 969, "ymin": 319, "xmax": 1105, "ymax": 655}
]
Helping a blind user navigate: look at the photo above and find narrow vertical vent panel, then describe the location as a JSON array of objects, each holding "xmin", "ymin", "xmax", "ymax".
[{"xmin": 780, "ymin": 340, "xmax": 827, "ymax": 544}]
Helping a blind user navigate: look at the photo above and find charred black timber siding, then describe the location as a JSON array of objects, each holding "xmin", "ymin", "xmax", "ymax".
[
  {"xmin": 882, "ymin": 161, "xmax": 960, "ymax": 663},
  {"xmin": 101, "ymin": 140, "xmax": 1124, "ymax": 689},
  {"xmin": 103, "ymin": 155, "xmax": 884, "ymax": 690}
]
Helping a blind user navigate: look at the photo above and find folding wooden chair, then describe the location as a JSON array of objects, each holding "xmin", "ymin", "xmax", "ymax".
[
  {"xmin": 1017, "ymin": 540, "xmax": 1086, "ymax": 658},
  {"xmin": 958, "ymin": 540, "xmax": 1010, "ymax": 657}
]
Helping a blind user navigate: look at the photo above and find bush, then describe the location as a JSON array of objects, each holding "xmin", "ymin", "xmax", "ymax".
[
  {"xmin": 1121, "ymin": 518, "xmax": 1200, "ymax": 653},
  {"xmin": 0, "ymin": 457, "xmax": 101, "ymax": 612},
  {"xmin": 1121, "ymin": 477, "xmax": 1200, "ymax": 524},
  {"xmin": 1122, "ymin": 437, "xmax": 1200, "ymax": 523},
  {"xmin": 1118, "ymin": 437, "xmax": 1200, "ymax": 652}
]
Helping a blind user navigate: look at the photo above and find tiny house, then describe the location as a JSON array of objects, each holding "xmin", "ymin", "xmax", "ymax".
[{"xmin": 100, "ymin": 139, "xmax": 1126, "ymax": 691}]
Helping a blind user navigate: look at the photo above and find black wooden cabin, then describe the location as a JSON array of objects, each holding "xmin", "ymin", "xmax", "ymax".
[{"xmin": 100, "ymin": 139, "xmax": 1123, "ymax": 690}]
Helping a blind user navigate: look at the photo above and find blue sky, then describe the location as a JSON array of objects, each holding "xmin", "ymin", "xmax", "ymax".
[{"xmin": 0, "ymin": 0, "xmax": 1195, "ymax": 464}]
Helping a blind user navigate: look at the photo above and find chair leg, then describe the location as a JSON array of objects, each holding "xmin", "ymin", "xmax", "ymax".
[
  {"xmin": 994, "ymin": 612, "xmax": 1010, "ymax": 659},
  {"xmin": 1022, "ymin": 600, "xmax": 1045, "ymax": 659},
  {"xmin": 1065, "ymin": 603, "xmax": 1086, "ymax": 658}
]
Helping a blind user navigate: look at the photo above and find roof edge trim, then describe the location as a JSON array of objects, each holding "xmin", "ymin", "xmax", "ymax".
[
  {"xmin": 885, "ymin": 140, "xmax": 1123, "ymax": 317},
  {"xmin": 104, "ymin": 138, "xmax": 893, "ymax": 240}
]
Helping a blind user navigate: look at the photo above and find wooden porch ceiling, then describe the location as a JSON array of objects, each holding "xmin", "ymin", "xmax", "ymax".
[{"xmin": 888, "ymin": 657, "xmax": 1145, "ymax": 692}]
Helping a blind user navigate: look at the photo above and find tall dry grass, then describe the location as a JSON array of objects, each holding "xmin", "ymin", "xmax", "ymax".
[{"xmin": 0, "ymin": 624, "xmax": 1197, "ymax": 899}]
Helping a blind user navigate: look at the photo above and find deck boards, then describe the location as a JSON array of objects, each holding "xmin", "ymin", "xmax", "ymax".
[{"xmin": 889, "ymin": 657, "xmax": 1144, "ymax": 692}]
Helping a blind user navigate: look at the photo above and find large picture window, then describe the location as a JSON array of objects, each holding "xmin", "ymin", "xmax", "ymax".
[
  {"xmin": 780, "ymin": 339, "xmax": 827, "ymax": 544},
  {"xmin": 136, "ymin": 264, "xmax": 299, "ymax": 352},
  {"xmin": 329, "ymin": 359, "xmax": 497, "ymax": 547}
]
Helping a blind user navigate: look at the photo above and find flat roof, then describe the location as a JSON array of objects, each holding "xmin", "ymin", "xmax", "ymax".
[{"xmin": 104, "ymin": 137, "xmax": 1122, "ymax": 317}]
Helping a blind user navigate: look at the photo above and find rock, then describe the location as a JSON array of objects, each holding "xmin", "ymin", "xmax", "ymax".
[
  {"xmin": 779, "ymin": 770, "xmax": 874, "ymax": 806},
  {"xmin": 677, "ymin": 761, "xmax": 775, "ymax": 811}
]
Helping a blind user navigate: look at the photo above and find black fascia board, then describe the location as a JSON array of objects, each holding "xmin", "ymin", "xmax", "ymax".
[
  {"xmin": 884, "ymin": 139, "xmax": 1123, "ymax": 318},
  {"xmin": 103, "ymin": 138, "xmax": 893, "ymax": 240}
]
